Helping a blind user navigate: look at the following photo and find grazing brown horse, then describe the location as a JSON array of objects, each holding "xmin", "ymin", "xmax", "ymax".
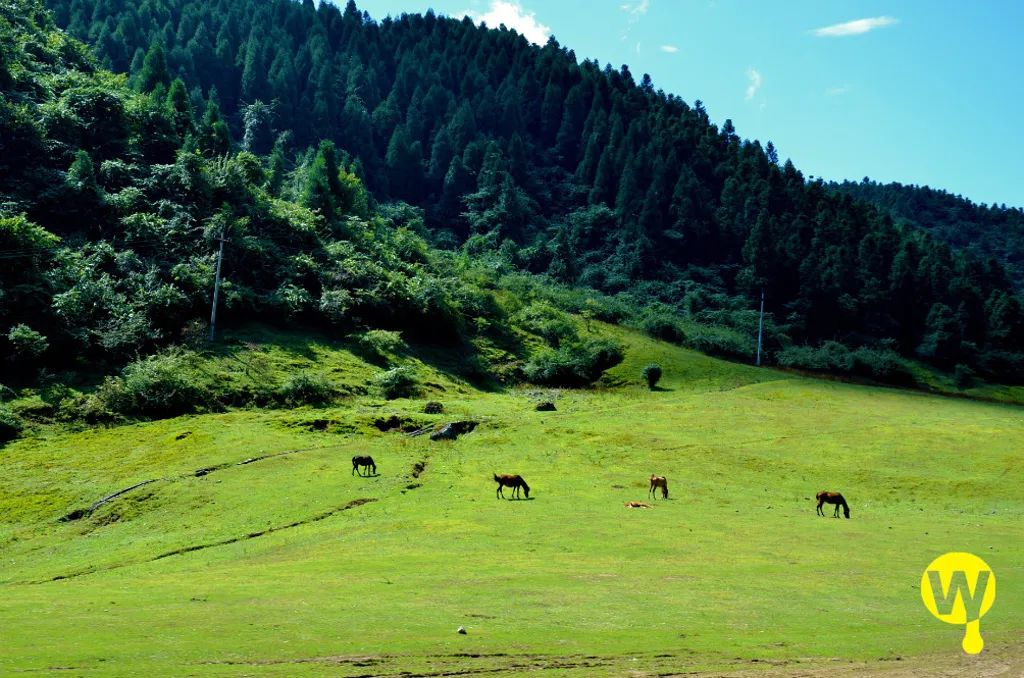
[
  {"xmin": 648, "ymin": 475, "xmax": 668, "ymax": 499},
  {"xmin": 352, "ymin": 455, "xmax": 376, "ymax": 476},
  {"xmin": 494, "ymin": 473, "xmax": 530, "ymax": 499},
  {"xmin": 816, "ymin": 491, "xmax": 850, "ymax": 518}
]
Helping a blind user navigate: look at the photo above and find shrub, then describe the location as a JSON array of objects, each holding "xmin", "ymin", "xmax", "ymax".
[
  {"xmin": 0, "ymin": 405, "xmax": 23, "ymax": 443},
  {"xmin": 638, "ymin": 310, "xmax": 686, "ymax": 344},
  {"xmin": 319, "ymin": 288, "xmax": 353, "ymax": 324},
  {"xmin": 776, "ymin": 342, "xmax": 854, "ymax": 373},
  {"xmin": 642, "ymin": 363, "xmax": 662, "ymax": 389},
  {"xmin": 97, "ymin": 349, "xmax": 212, "ymax": 418},
  {"xmin": 976, "ymin": 350, "xmax": 1024, "ymax": 384},
  {"xmin": 523, "ymin": 339, "xmax": 624, "ymax": 387},
  {"xmin": 953, "ymin": 363, "xmax": 976, "ymax": 389},
  {"xmin": 850, "ymin": 347, "xmax": 915, "ymax": 384},
  {"xmin": 357, "ymin": 329, "xmax": 405, "ymax": 362},
  {"xmin": 685, "ymin": 325, "xmax": 754, "ymax": 360},
  {"xmin": 776, "ymin": 343, "xmax": 914, "ymax": 384},
  {"xmin": 277, "ymin": 372, "xmax": 336, "ymax": 407},
  {"xmin": 373, "ymin": 366, "xmax": 420, "ymax": 399},
  {"xmin": 7, "ymin": 324, "xmax": 49, "ymax": 358},
  {"xmin": 512, "ymin": 302, "xmax": 578, "ymax": 347}
]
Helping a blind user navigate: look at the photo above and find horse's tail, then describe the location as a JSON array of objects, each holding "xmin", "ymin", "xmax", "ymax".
[{"xmin": 493, "ymin": 473, "xmax": 500, "ymax": 483}]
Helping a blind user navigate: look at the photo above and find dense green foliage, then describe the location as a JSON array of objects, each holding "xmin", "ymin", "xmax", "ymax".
[
  {"xmin": 372, "ymin": 365, "xmax": 420, "ymax": 399},
  {"xmin": 38, "ymin": 0, "xmax": 1024, "ymax": 382},
  {"xmin": 1, "ymin": 0, "xmax": 638, "ymax": 412},
  {"xmin": 3, "ymin": 0, "xmax": 1024, "ymax": 436},
  {"xmin": 830, "ymin": 178, "xmax": 1024, "ymax": 288}
]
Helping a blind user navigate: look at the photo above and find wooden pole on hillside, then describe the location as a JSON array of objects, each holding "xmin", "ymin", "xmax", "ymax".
[
  {"xmin": 208, "ymin": 232, "xmax": 227, "ymax": 342},
  {"xmin": 756, "ymin": 287, "xmax": 765, "ymax": 366}
]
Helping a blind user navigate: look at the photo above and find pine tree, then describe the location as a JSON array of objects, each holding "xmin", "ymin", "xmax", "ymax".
[
  {"xmin": 138, "ymin": 40, "xmax": 170, "ymax": 92},
  {"xmin": 241, "ymin": 100, "xmax": 275, "ymax": 155},
  {"xmin": 385, "ymin": 125, "xmax": 424, "ymax": 200},
  {"xmin": 164, "ymin": 78, "xmax": 195, "ymax": 139},
  {"xmin": 198, "ymin": 89, "xmax": 231, "ymax": 156},
  {"xmin": 302, "ymin": 140, "xmax": 343, "ymax": 222}
]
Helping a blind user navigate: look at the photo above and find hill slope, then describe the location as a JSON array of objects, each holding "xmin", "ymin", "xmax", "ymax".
[
  {"xmin": 1, "ymin": 326, "xmax": 1022, "ymax": 676},
  {"xmin": 36, "ymin": 0, "xmax": 1024, "ymax": 379},
  {"xmin": 831, "ymin": 179, "xmax": 1024, "ymax": 289}
]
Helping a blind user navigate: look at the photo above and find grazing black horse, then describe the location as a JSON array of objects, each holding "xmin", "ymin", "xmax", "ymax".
[
  {"xmin": 816, "ymin": 491, "xmax": 850, "ymax": 518},
  {"xmin": 494, "ymin": 473, "xmax": 530, "ymax": 499},
  {"xmin": 352, "ymin": 455, "xmax": 377, "ymax": 476}
]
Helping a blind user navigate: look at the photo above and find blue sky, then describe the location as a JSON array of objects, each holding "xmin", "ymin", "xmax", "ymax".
[{"xmin": 355, "ymin": 1, "xmax": 1024, "ymax": 208}]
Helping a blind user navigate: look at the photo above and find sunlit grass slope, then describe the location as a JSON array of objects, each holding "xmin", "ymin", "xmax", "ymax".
[{"xmin": 1, "ymin": 324, "xmax": 1021, "ymax": 676}]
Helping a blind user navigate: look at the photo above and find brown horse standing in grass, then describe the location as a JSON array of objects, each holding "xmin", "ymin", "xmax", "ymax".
[
  {"xmin": 816, "ymin": 491, "xmax": 850, "ymax": 518},
  {"xmin": 649, "ymin": 475, "xmax": 668, "ymax": 499},
  {"xmin": 494, "ymin": 473, "xmax": 530, "ymax": 499}
]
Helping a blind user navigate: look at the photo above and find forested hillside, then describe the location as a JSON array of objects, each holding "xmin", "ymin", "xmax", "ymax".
[
  {"xmin": 40, "ymin": 0, "xmax": 1024, "ymax": 381},
  {"xmin": 830, "ymin": 179, "xmax": 1024, "ymax": 289},
  {"xmin": 2, "ymin": 0, "xmax": 640, "ymax": 443}
]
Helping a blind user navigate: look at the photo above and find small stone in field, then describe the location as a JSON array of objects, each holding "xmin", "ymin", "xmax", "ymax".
[{"xmin": 457, "ymin": 625, "xmax": 467, "ymax": 634}]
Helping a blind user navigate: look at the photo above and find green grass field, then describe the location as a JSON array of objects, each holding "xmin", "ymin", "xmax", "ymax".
[{"xmin": 1, "ymin": 325, "xmax": 1021, "ymax": 676}]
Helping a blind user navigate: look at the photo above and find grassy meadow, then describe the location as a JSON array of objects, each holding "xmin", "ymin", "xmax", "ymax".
[{"xmin": 1, "ymin": 325, "xmax": 1022, "ymax": 676}]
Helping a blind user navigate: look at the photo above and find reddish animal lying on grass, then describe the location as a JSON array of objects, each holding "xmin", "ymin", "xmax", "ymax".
[{"xmin": 624, "ymin": 501, "xmax": 652, "ymax": 509}]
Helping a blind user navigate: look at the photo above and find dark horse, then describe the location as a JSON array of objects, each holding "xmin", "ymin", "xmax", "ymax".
[
  {"xmin": 352, "ymin": 455, "xmax": 377, "ymax": 476},
  {"xmin": 494, "ymin": 473, "xmax": 530, "ymax": 499},
  {"xmin": 816, "ymin": 491, "xmax": 850, "ymax": 518}
]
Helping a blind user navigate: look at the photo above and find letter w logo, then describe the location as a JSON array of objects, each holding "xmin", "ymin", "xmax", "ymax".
[{"xmin": 927, "ymin": 570, "xmax": 990, "ymax": 621}]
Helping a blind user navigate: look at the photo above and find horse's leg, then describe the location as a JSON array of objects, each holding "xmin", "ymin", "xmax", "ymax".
[
  {"xmin": 834, "ymin": 504, "xmax": 840, "ymax": 518},
  {"xmin": 816, "ymin": 500, "xmax": 823, "ymax": 516}
]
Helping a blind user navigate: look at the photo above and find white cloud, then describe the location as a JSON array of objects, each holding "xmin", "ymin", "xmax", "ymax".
[
  {"xmin": 660, "ymin": 44, "xmax": 679, "ymax": 53},
  {"xmin": 621, "ymin": 0, "xmax": 650, "ymax": 23},
  {"xmin": 745, "ymin": 68, "xmax": 762, "ymax": 101},
  {"xmin": 464, "ymin": 1, "xmax": 551, "ymax": 45},
  {"xmin": 812, "ymin": 16, "xmax": 898, "ymax": 37},
  {"xmin": 826, "ymin": 85, "xmax": 850, "ymax": 96}
]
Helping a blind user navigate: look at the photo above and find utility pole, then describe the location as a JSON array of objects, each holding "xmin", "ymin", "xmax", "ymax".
[
  {"xmin": 756, "ymin": 287, "xmax": 765, "ymax": 367},
  {"xmin": 208, "ymin": 232, "xmax": 227, "ymax": 342}
]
